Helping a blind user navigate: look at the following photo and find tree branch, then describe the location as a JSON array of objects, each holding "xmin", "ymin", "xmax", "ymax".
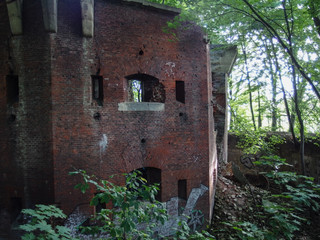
[{"xmin": 241, "ymin": 0, "xmax": 320, "ymax": 101}]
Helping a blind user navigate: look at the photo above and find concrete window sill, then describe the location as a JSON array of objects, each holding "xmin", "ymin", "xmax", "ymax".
[{"xmin": 118, "ymin": 102, "xmax": 165, "ymax": 111}]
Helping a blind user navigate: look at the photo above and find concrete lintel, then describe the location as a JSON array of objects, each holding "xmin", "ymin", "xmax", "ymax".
[
  {"xmin": 81, "ymin": 0, "xmax": 94, "ymax": 37},
  {"xmin": 210, "ymin": 45, "xmax": 238, "ymax": 75},
  {"xmin": 118, "ymin": 102, "xmax": 165, "ymax": 111},
  {"xmin": 41, "ymin": 0, "xmax": 58, "ymax": 33},
  {"xmin": 123, "ymin": 0, "xmax": 180, "ymax": 14},
  {"xmin": 6, "ymin": 0, "xmax": 23, "ymax": 35}
]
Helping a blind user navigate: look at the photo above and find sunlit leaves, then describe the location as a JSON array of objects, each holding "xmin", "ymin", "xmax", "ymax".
[{"xmin": 148, "ymin": 0, "xmax": 320, "ymax": 133}]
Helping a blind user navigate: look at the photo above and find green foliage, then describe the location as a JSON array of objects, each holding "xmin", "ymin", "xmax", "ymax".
[
  {"xmin": 70, "ymin": 170, "xmax": 214, "ymax": 239},
  {"xmin": 220, "ymin": 156, "xmax": 320, "ymax": 240},
  {"xmin": 172, "ymin": 220, "xmax": 215, "ymax": 240},
  {"xmin": 20, "ymin": 204, "xmax": 74, "ymax": 240},
  {"xmin": 214, "ymin": 128, "xmax": 320, "ymax": 239},
  {"xmin": 158, "ymin": 0, "xmax": 320, "ymax": 134},
  {"xmin": 20, "ymin": 170, "xmax": 214, "ymax": 239},
  {"xmin": 70, "ymin": 169, "xmax": 167, "ymax": 239},
  {"xmin": 234, "ymin": 129, "xmax": 285, "ymax": 156}
]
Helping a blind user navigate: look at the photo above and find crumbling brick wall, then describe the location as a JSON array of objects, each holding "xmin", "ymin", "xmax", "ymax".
[{"xmin": 228, "ymin": 133, "xmax": 320, "ymax": 183}]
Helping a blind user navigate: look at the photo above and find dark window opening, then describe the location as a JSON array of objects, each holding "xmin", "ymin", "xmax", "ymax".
[
  {"xmin": 8, "ymin": 114, "xmax": 16, "ymax": 123},
  {"xmin": 126, "ymin": 74, "xmax": 165, "ymax": 103},
  {"xmin": 10, "ymin": 197, "xmax": 22, "ymax": 222},
  {"xmin": 178, "ymin": 179, "xmax": 187, "ymax": 200},
  {"xmin": 130, "ymin": 167, "xmax": 162, "ymax": 201},
  {"xmin": 6, "ymin": 75, "xmax": 19, "ymax": 105},
  {"xmin": 176, "ymin": 80, "xmax": 185, "ymax": 103},
  {"xmin": 94, "ymin": 193, "xmax": 106, "ymax": 214},
  {"xmin": 92, "ymin": 75, "xmax": 103, "ymax": 106},
  {"xmin": 93, "ymin": 112, "xmax": 101, "ymax": 120}
]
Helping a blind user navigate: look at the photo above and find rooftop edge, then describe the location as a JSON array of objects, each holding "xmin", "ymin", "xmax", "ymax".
[{"xmin": 123, "ymin": 0, "xmax": 181, "ymax": 14}]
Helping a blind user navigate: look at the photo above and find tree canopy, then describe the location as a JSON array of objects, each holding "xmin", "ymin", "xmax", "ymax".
[{"xmin": 149, "ymin": 0, "xmax": 320, "ymax": 134}]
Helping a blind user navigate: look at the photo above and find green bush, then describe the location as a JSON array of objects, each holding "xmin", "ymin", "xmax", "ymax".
[
  {"xmin": 70, "ymin": 169, "xmax": 167, "ymax": 239},
  {"xmin": 20, "ymin": 170, "xmax": 215, "ymax": 239},
  {"xmin": 217, "ymin": 130, "xmax": 320, "ymax": 239},
  {"xmin": 221, "ymin": 153, "xmax": 320, "ymax": 239},
  {"xmin": 19, "ymin": 204, "xmax": 75, "ymax": 240}
]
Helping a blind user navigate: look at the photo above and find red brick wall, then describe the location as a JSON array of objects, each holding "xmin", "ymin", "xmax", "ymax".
[
  {"xmin": 0, "ymin": 0, "xmax": 55, "ymax": 224},
  {"xmin": 0, "ymin": 0, "xmax": 214, "ymax": 224},
  {"xmin": 51, "ymin": 0, "xmax": 212, "ymax": 218},
  {"xmin": 0, "ymin": 1, "xmax": 18, "ymax": 219}
]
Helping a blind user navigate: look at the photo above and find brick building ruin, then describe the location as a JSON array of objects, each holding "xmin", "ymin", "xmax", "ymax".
[{"xmin": 0, "ymin": 0, "xmax": 237, "ymax": 235}]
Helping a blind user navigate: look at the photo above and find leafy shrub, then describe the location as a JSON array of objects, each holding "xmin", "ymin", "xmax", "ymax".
[
  {"xmin": 218, "ymin": 130, "xmax": 320, "ymax": 239},
  {"xmin": 20, "ymin": 170, "xmax": 215, "ymax": 239},
  {"xmin": 19, "ymin": 204, "xmax": 74, "ymax": 240},
  {"xmin": 233, "ymin": 130, "xmax": 285, "ymax": 157},
  {"xmin": 221, "ymin": 155, "xmax": 320, "ymax": 240},
  {"xmin": 70, "ymin": 169, "xmax": 168, "ymax": 239}
]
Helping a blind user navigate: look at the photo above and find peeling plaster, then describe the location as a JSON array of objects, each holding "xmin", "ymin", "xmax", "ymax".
[
  {"xmin": 164, "ymin": 62, "xmax": 176, "ymax": 77},
  {"xmin": 99, "ymin": 134, "xmax": 108, "ymax": 159}
]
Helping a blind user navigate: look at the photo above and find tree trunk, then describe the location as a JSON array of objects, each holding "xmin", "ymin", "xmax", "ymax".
[
  {"xmin": 258, "ymin": 86, "xmax": 262, "ymax": 128},
  {"xmin": 264, "ymin": 39, "xmax": 277, "ymax": 131},
  {"xmin": 241, "ymin": 0, "xmax": 320, "ymax": 101},
  {"xmin": 308, "ymin": 0, "xmax": 320, "ymax": 37},
  {"xmin": 292, "ymin": 65, "xmax": 306, "ymax": 175},
  {"xmin": 270, "ymin": 39, "xmax": 299, "ymax": 147},
  {"xmin": 283, "ymin": 0, "xmax": 305, "ymax": 175},
  {"xmin": 242, "ymin": 43, "xmax": 256, "ymax": 130}
]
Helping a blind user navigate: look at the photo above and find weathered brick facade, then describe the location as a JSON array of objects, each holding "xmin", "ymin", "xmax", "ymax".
[
  {"xmin": 0, "ymin": 1, "xmax": 54, "ymax": 233},
  {"xmin": 0, "ymin": 0, "xmax": 236, "ymax": 235}
]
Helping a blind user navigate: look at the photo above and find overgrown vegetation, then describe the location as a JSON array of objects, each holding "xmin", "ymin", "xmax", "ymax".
[
  {"xmin": 19, "ymin": 204, "xmax": 73, "ymax": 240},
  {"xmin": 20, "ymin": 170, "xmax": 214, "ymax": 240},
  {"xmin": 19, "ymin": 1, "xmax": 320, "ymax": 238},
  {"xmin": 70, "ymin": 169, "xmax": 168, "ymax": 239},
  {"xmin": 223, "ymin": 161, "xmax": 320, "ymax": 239},
  {"xmin": 213, "ymin": 130, "xmax": 320, "ymax": 239},
  {"xmin": 150, "ymin": 0, "xmax": 320, "ymax": 177},
  {"xmin": 20, "ymin": 153, "xmax": 320, "ymax": 239}
]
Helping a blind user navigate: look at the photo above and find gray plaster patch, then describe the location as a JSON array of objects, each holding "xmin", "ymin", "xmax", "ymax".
[
  {"xmin": 118, "ymin": 102, "xmax": 165, "ymax": 111},
  {"xmin": 99, "ymin": 134, "xmax": 108, "ymax": 159}
]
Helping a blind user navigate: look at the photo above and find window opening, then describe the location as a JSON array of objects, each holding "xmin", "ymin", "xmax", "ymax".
[
  {"xmin": 129, "ymin": 79, "xmax": 143, "ymax": 102},
  {"xmin": 94, "ymin": 193, "xmax": 106, "ymax": 214},
  {"xmin": 92, "ymin": 75, "xmax": 103, "ymax": 106},
  {"xmin": 10, "ymin": 197, "xmax": 22, "ymax": 222},
  {"xmin": 6, "ymin": 75, "xmax": 19, "ymax": 105},
  {"xmin": 126, "ymin": 74, "xmax": 165, "ymax": 103},
  {"xmin": 178, "ymin": 179, "xmax": 187, "ymax": 200},
  {"xmin": 176, "ymin": 80, "xmax": 185, "ymax": 103},
  {"xmin": 178, "ymin": 179, "xmax": 187, "ymax": 215},
  {"xmin": 130, "ymin": 167, "xmax": 162, "ymax": 201}
]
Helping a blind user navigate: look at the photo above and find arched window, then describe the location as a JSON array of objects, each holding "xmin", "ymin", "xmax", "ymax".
[{"xmin": 126, "ymin": 74, "xmax": 165, "ymax": 103}]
